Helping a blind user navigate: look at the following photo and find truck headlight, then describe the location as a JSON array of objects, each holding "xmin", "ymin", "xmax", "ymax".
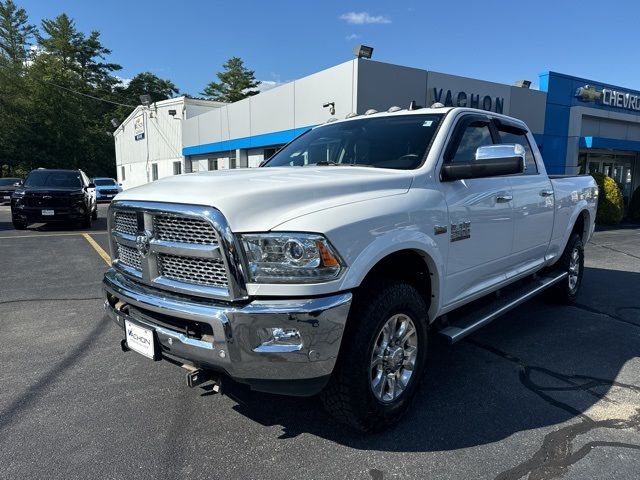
[{"xmin": 239, "ymin": 233, "xmax": 344, "ymax": 283}]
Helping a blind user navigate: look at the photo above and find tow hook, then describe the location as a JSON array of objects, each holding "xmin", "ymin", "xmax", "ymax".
[{"xmin": 185, "ymin": 368, "xmax": 221, "ymax": 392}]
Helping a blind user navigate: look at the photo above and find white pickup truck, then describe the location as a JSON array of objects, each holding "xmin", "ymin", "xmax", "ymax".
[{"xmin": 102, "ymin": 106, "xmax": 597, "ymax": 431}]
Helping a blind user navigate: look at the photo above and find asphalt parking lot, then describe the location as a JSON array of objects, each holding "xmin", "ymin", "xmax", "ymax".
[{"xmin": 0, "ymin": 202, "xmax": 638, "ymax": 480}]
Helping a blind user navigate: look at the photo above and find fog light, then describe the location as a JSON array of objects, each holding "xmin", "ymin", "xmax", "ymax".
[{"xmin": 254, "ymin": 327, "xmax": 303, "ymax": 352}]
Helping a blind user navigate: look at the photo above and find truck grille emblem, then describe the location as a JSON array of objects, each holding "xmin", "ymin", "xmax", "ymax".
[{"xmin": 135, "ymin": 231, "xmax": 152, "ymax": 258}]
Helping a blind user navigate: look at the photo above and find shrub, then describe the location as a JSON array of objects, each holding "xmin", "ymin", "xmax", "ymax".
[
  {"xmin": 629, "ymin": 185, "xmax": 640, "ymax": 221},
  {"xmin": 592, "ymin": 173, "xmax": 624, "ymax": 225}
]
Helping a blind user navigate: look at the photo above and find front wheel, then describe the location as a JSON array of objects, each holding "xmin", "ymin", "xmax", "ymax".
[
  {"xmin": 12, "ymin": 219, "xmax": 28, "ymax": 230},
  {"xmin": 321, "ymin": 280, "xmax": 428, "ymax": 431},
  {"xmin": 91, "ymin": 205, "xmax": 98, "ymax": 220},
  {"xmin": 81, "ymin": 208, "xmax": 92, "ymax": 229},
  {"xmin": 549, "ymin": 233, "xmax": 584, "ymax": 303}
]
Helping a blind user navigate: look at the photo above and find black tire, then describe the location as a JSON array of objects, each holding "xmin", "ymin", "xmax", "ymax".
[
  {"xmin": 549, "ymin": 233, "xmax": 584, "ymax": 304},
  {"xmin": 82, "ymin": 208, "xmax": 92, "ymax": 228},
  {"xmin": 321, "ymin": 280, "xmax": 428, "ymax": 432},
  {"xmin": 12, "ymin": 219, "xmax": 28, "ymax": 230},
  {"xmin": 91, "ymin": 206, "xmax": 98, "ymax": 220}
]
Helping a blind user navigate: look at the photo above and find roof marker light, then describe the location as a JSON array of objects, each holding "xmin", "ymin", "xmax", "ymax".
[
  {"xmin": 387, "ymin": 106, "xmax": 402, "ymax": 112},
  {"xmin": 364, "ymin": 109, "xmax": 378, "ymax": 115}
]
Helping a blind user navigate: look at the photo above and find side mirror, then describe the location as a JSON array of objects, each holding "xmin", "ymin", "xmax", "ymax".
[
  {"xmin": 13, "ymin": 180, "xmax": 23, "ymax": 186},
  {"xmin": 441, "ymin": 144, "xmax": 526, "ymax": 181},
  {"xmin": 87, "ymin": 182, "xmax": 96, "ymax": 189}
]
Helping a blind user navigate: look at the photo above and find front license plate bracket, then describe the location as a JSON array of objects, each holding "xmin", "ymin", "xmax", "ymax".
[{"xmin": 124, "ymin": 319, "xmax": 158, "ymax": 360}]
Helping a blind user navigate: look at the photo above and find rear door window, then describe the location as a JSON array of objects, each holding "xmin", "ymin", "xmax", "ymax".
[
  {"xmin": 451, "ymin": 121, "xmax": 494, "ymax": 162},
  {"xmin": 496, "ymin": 126, "xmax": 538, "ymax": 174}
]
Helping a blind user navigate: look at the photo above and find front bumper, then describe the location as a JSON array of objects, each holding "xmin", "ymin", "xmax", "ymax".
[
  {"xmin": 12, "ymin": 204, "xmax": 86, "ymax": 222},
  {"xmin": 102, "ymin": 269, "xmax": 352, "ymax": 396},
  {"xmin": 96, "ymin": 191, "xmax": 119, "ymax": 201}
]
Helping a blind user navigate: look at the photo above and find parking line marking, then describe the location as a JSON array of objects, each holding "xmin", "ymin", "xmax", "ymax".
[
  {"xmin": 82, "ymin": 233, "xmax": 111, "ymax": 265},
  {"xmin": 0, "ymin": 231, "xmax": 108, "ymax": 240}
]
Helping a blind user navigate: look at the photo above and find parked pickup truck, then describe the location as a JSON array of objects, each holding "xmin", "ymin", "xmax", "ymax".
[{"xmin": 102, "ymin": 106, "xmax": 597, "ymax": 431}]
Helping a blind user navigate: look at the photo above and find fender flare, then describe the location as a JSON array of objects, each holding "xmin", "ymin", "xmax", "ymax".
[{"xmin": 337, "ymin": 230, "xmax": 445, "ymax": 321}]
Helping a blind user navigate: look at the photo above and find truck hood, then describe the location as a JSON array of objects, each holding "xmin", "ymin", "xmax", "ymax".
[{"xmin": 116, "ymin": 167, "xmax": 414, "ymax": 231}]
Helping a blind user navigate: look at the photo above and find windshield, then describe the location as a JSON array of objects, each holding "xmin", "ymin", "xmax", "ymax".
[
  {"xmin": 0, "ymin": 178, "xmax": 20, "ymax": 186},
  {"xmin": 24, "ymin": 171, "xmax": 82, "ymax": 188},
  {"xmin": 264, "ymin": 114, "xmax": 443, "ymax": 170},
  {"xmin": 94, "ymin": 179, "xmax": 116, "ymax": 186}
]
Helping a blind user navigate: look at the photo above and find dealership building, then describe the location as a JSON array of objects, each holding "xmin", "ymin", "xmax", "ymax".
[{"xmin": 114, "ymin": 58, "xmax": 639, "ymax": 206}]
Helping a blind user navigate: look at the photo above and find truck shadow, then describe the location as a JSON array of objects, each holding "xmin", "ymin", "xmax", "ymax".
[
  {"xmin": 17, "ymin": 216, "xmax": 108, "ymax": 233},
  {"xmin": 223, "ymin": 266, "xmax": 640, "ymax": 462}
]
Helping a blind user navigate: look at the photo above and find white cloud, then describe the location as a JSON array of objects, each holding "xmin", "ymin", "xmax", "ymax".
[
  {"xmin": 114, "ymin": 76, "xmax": 132, "ymax": 88},
  {"xmin": 345, "ymin": 33, "xmax": 360, "ymax": 41},
  {"xmin": 339, "ymin": 12, "xmax": 391, "ymax": 25},
  {"xmin": 256, "ymin": 80, "xmax": 283, "ymax": 93}
]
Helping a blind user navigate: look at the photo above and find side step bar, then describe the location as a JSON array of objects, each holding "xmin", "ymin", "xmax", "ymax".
[{"xmin": 438, "ymin": 271, "xmax": 568, "ymax": 344}]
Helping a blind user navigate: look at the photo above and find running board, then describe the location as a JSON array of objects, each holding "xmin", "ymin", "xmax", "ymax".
[{"xmin": 438, "ymin": 271, "xmax": 568, "ymax": 344}]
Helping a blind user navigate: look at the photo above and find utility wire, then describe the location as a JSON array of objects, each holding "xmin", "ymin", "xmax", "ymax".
[{"xmin": 39, "ymin": 79, "xmax": 136, "ymax": 108}]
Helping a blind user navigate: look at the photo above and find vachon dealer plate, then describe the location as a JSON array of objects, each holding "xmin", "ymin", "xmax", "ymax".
[{"xmin": 124, "ymin": 320, "xmax": 155, "ymax": 359}]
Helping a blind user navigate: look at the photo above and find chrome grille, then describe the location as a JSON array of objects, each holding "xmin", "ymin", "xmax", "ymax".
[
  {"xmin": 158, "ymin": 254, "xmax": 228, "ymax": 288},
  {"xmin": 153, "ymin": 215, "xmax": 217, "ymax": 245},
  {"xmin": 114, "ymin": 211, "xmax": 138, "ymax": 235},
  {"xmin": 108, "ymin": 201, "xmax": 246, "ymax": 300},
  {"xmin": 117, "ymin": 244, "xmax": 142, "ymax": 270}
]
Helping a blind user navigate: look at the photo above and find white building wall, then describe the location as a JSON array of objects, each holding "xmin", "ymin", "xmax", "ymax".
[
  {"xmin": 114, "ymin": 97, "xmax": 223, "ymax": 189},
  {"xmin": 182, "ymin": 59, "xmax": 358, "ymax": 150}
]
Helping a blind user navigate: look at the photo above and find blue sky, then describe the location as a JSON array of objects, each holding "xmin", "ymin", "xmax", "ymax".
[{"xmin": 18, "ymin": 0, "xmax": 640, "ymax": 95}]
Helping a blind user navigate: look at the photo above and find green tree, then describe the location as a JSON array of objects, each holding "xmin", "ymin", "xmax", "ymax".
[
  {"xmin": 0, "ymin": 0, "xmax": 36, "ymax": 176},
  {"xmin": 201, "ymin": 56, "xmax": 260, "ymax": 102},
  {"xmin": 122, "ymin": 71, "xmax": 179, "ymax": 103},
  {"xmin": 0, "ymin": 0, "xmax": 35, "ymax": 65},
  {"xmin": 30, "ymin": 12, "xmax": 123, "ymax": 176},
  {"xmin": 111, "ymin": 71, "xmax": 179, "ymax": 124}
]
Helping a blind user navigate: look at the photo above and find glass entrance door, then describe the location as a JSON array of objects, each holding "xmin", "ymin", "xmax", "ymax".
[{"xmin": 580, "ymin": 152, "xmax": 636, "ymax": 208}]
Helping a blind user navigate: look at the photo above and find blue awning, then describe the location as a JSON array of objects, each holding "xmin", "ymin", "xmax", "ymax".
[
  {"xmin": 182, "ymin": 125, "xmax": 315, "ymax": 156},
  {"xmin": 580, "ymin": 136, "xmax": 640, "ymax": 152}
]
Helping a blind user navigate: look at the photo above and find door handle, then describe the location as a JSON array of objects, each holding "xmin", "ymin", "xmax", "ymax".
[
  {"xmin": 540, "ymin": 189, "xmax": 554, "ymax": 197},
  {"xmin": 496, "ymin": 194, "xmax": 513, "ymax": 203}
]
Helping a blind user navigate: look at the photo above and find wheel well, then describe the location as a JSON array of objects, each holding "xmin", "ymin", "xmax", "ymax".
[
  {"xmin": 572, "ymin": 209, "xmax": 589, "ymax": 242},
  {"xmin": 360, "ymin": 250, "xmax": 432, "ymax": 309}
]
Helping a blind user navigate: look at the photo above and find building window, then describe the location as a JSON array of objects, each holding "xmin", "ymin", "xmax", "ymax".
[
  {"xmin": 173, "ymin": 161, "xmax": 182, "ymax": 175},
  {"xmin": 208, "ymin": 159, "xmax": 218, "ymax": 170},
  {"xmin": 263, "ymin": 148, "xmax": 278, "ymax": 160},
  {"xmin": 151, "ymin": 163, "xmax": 158, "ymax": 181},
  {"xmin": 121, "ymin": 166, "xmax": 126, "ymax": 181}
]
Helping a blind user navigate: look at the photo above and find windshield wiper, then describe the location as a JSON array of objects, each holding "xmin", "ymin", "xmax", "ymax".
[
  {"xmin": 312, "ymin": 161, "xmax": 338, "ymax": 166},
  {"xmin": 310, "ymin": 161, "xmax": 374, "ymax": 167}
]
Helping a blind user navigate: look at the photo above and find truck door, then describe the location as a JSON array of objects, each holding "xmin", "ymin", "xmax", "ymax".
[
  {"xmin": 493, "ymin": 119, "xmax": 554, "ymax": 276},
  {"xmin": 439, "ymin": 114, "xmax": 515, "ymax": 308}
]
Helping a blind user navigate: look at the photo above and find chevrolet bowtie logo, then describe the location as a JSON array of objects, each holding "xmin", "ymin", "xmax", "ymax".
[{"xmin": 575, "ymin": 85, "xmax": 602, "ymax": 102}]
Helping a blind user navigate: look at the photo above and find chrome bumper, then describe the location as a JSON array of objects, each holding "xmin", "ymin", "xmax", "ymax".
[{"xmin": 102, "ymin": 269, "xmax": 352, "ymax": 394}]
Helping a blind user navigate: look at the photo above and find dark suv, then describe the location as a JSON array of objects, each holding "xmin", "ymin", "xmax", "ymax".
[
  {"xmin": 0, "ymin": 177, "xmax": 22, "ymax": 203},
  {"xmin": 11, "ymin": 169, "xmax": 97, "ymax": 230}
]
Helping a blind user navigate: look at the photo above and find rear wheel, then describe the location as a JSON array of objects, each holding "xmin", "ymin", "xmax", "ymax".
[
  {"xmin": 549, "ymin": 233, "xmax": 584, "ymax": 303},
  {"xmin": 321, "ymin": 280, "xmax": 428, "ymax": 431}
]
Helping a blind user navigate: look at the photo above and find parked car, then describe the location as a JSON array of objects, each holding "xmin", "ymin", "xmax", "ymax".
[
  {"xmin": 93, "ymin": 177, "xmax": 123, "ymax": 202},
  {"xmin": 101, "ymin": 106, "xmax": 597, "ymax": 431},
  {"xmin": 11, "ymin": 169, "xmax": 97, "ymax": 230},
  {"xmin": 0, "ymin": 177, "xmax": 23, "ymax": 204}
]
